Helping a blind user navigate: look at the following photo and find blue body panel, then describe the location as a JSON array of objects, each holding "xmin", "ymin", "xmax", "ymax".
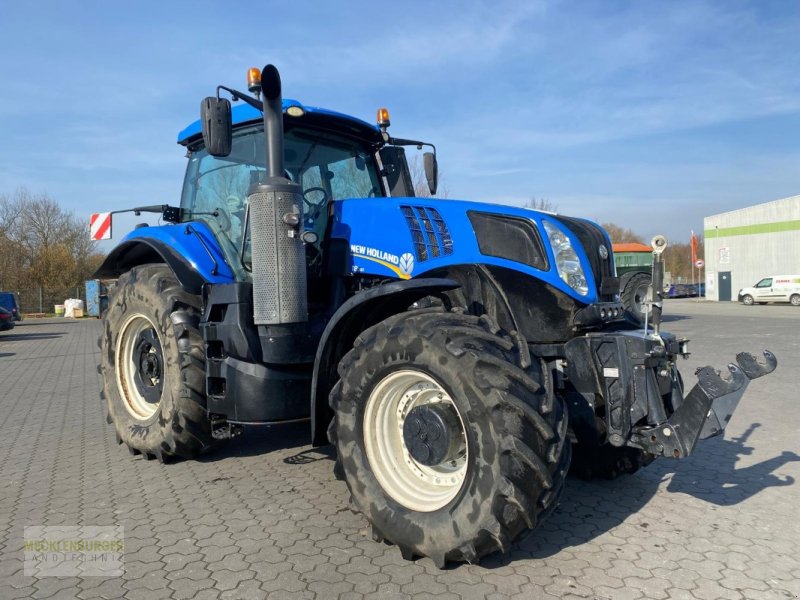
[
  {"xmin": 177, "ymin": 99, "xmax": 379, "ymax": 144},
  {"xmin": 332, "ymin": 197, "xmax": 599, "ymax": 305},
  {"xmin": 119, "ymin": 222, "xmax": 236, "ymax": 285},
  {"xmin": 120, "ymin": 202, "xmax": 600, "ymax": 303}
]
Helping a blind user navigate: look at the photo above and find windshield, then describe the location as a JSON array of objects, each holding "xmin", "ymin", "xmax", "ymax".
[{"xmin": 181, "ymin": 124, "xmax": 383, "ymax": 277}]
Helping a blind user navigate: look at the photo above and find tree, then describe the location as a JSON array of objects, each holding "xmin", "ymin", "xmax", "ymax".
[
  {"xmin": 523, "ymin": 197, "xmax": 558, "ymax": 212},
  {"xmin": 601, "ymin": 223, "xmax": 644, "ymax": 244},
  {"xmin": 0, "ymin": 188, "xmax": 105, "ymax": 312},
  {"xmin": 663, "ymin": 237, "xmax": 704, "ymax": 283}
]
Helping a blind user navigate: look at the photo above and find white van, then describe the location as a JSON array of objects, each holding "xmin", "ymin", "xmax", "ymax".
[{"xmin": 738, "ymin": 275, "xmax": 800, "ymax": 306}]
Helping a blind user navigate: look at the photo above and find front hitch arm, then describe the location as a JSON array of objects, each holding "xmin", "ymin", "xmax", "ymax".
[{"xmin": 634, "ymin": 350, "xmax": 777, "ymax": 458}]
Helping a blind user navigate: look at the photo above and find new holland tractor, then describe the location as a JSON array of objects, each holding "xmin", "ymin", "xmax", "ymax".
[{"xmin": 96, "ymin": 64, "xmax": 776, "ymax": 567}]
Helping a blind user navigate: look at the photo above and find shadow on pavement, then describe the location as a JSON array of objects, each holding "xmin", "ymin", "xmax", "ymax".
[
  {"xmin": 16, "ymin": 320, "xmax": 80, "ymax": 326},
  {"xmin": 0, "ymin": 352, "xmax": 15, "ymax": 358},
  {"xmin": 664, "ymin": 423, "xmax": 799, "ymax": 505},
  {"xmin": 0, "ymin": 332, "xmax": 66, "ymax": 341},
  {"xmin": 481, "ymin": 422, "xmax": 798, "ymax": 568},
  {"xmin": 661, "ymin": 313, "xmax": 691, "ymax": 323},
  {"xmin": 197, "ymin": 421, "xmax": 312, "ymax": 462}
]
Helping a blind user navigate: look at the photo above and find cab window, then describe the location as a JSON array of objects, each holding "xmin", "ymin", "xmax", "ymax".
[{"xmin": 755, "ymin": 278, "xmax": 772, "ymax": 288}]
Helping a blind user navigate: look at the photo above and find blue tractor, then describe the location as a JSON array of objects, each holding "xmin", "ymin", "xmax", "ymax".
[{"xmin": 96, "ymin": 65, "xmax": 776, "ymax": 566}]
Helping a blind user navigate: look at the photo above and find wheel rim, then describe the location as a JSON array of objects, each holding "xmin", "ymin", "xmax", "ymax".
[
  {"xmin": 363, "ymin": 370, "xmax": 468, "ymax": 512},
  {"xmin": 115, "ymin": 313, "xmax": 165, "ymax": 420},
  {"xmin": 744, "ymin": 295, "xmax": 753, "ymax": 305},
  {"xmin": 791, "ymin": 295, "xmax": 800, "ymax": 306}
]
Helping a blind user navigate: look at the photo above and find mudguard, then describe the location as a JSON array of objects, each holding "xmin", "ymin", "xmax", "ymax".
[
  {"xmin": 310, "ymin": 277, "xmax": 460, "ymax": 446},
  {"xmin": 94, "ymin": 222, "xmax": 235, "ymax": 294}
]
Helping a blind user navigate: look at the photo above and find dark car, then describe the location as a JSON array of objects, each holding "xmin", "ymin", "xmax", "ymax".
[
  {"xmin": 0, "ymin": 306, "xmax": 15, "ymax": 331},
  {"xmin": 0, "ymin": 291, "xmax": 21, "ymax": 321}
]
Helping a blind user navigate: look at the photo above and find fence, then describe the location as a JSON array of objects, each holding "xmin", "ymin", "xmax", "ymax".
[{"xmin": 11, "ymin": 286, "xmax": 88, "ymax": 316}]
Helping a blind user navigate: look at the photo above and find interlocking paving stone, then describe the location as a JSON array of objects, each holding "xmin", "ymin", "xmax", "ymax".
[{"xmin": 0, "ymin": 302, "xmax": 798, "ymax": 599}]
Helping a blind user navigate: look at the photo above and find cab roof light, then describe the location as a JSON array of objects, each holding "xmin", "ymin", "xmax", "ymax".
[
  {"xmin": 247, "ymin": 67, "xmax": 262, "ymax": 97},
  {"xmin": 377, "ymin": 107, "xmax": 391, "ymax": 131}
]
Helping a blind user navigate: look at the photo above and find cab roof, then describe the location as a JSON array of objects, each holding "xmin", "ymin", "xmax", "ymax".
[{"xmin": 177, "ymin": 99, "xmax": 381, "ymax": 146}]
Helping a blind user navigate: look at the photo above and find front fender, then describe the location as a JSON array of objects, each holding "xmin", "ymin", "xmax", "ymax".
[
  {"xmin": 310, "ymin": 277, "xmax": 460, "ymax": 446},
  {"xmin": 94, "ymin": 222, "xmax": 236, "ymax": 294}
]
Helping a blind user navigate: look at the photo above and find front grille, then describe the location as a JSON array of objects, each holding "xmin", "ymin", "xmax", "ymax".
[
  {"xmin": 554, "ymin": 216, "xmax": 616, "ymax": 301},
  {"xmin": 401, "ymin": 205, "xmax": 454, "ymax": 262}
]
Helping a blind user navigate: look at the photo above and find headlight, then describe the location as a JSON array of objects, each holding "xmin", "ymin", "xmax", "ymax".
[{"xmin": 543, "ymin": 220, "xmax": 589, "ymax": 295}]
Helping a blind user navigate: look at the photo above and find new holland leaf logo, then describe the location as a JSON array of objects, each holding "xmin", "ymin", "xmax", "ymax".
[{"xmin": 399, "ymin": 253, "xmax": 415, "ymax": 276}]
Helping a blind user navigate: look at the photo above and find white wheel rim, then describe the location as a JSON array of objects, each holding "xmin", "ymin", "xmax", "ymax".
[
  {"xmin": 363, "ymin": 370, "xmax": 468, "ymax": 512},
  {"xmin": 115, "ymin": 313, "xmax": 164, "ymax": 420}
]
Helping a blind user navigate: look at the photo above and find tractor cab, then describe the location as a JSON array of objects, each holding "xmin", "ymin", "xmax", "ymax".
[{"xmin": 177, "ymin": 97, "xmax": 433, "ymax": 312}]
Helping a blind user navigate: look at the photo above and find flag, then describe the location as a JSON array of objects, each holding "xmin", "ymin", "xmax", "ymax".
[{"xmin": 690, "ymin": 230, "xmax": 698, "ymax": 265}]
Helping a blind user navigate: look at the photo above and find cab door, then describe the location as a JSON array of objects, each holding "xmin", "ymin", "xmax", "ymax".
[{"xmin": 752, "ymin": 278, "xmax": 774, "ymax": 301}]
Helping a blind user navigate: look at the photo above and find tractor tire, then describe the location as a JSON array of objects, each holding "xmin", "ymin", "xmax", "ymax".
[
  {"xmin": 741, "ymin": 294, "xmax": 754, "ymax": 306},
  {"xmin": 569, "ymin": 444, "xmax": 655, "ymax": 480},
  {"xmin": 621, "ymin": 272, "xmax": 652, "ymax": 325},
  {"xmin": 328, "ymin": 309, "xmax": 570, "ymax": 567},
  {"xmin": 100, "ymin": 264, "xmax": 213, "ymax": 461}
]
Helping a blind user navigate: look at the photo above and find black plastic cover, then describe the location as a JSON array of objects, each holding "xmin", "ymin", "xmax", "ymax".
[
  {"xmin": 554, "ymin": 216, "xmax": 616, "ymax": 301},
  {"xmin": 468, "ymin": 211, "xmax": 548, "ymax": 270},
  {"xmin": 379, "ymin": 146, "xmax": 414, "ymax": 196}
]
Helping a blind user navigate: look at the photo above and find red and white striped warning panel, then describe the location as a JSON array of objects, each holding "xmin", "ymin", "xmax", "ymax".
[{"xmin": 90, "ymin": 212, "xmax": 112, "ymax": 241}]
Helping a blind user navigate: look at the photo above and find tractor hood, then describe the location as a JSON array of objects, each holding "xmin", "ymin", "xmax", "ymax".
[{"xmin": 331, "ymin": 197, "xmax": 615, "ymax": 305}]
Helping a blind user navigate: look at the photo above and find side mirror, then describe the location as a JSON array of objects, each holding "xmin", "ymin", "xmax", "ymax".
[
  {"xmin": 201, "ymin": 97, "xmax": 232, "ymax": 157},
  {"xmin": 423, "ymin": 152, "xmax": 438, "ymax": 196}
]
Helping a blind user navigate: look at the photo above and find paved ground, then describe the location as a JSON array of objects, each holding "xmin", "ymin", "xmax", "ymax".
[{"xmin": 1, "ymin": 300, "xmax": 798, "ymax": 599}]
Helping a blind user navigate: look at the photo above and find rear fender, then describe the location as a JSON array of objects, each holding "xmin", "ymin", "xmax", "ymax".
[
  {"xmin": 310, "ymin": 277, "xmax": 460, "ymax": 446},
  {"xmin": 94, "ymin": 222, "xmax": 235, "ymax": 294}
]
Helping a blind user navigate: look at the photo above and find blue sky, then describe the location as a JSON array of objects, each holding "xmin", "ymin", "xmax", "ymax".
[{"xmin": 1, "ymin": 0, "xmax": 798, "ymax": 246}]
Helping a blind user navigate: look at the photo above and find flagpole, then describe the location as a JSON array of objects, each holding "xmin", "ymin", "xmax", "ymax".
[{"xmin": 690, "ymin": 229, "xmax": 696, "ymax": 302}]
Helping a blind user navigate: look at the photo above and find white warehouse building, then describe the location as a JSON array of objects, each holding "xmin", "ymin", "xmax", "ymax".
[{"xmin": 704, "ymin": 195, "xmax": 800, "ymax": 301}]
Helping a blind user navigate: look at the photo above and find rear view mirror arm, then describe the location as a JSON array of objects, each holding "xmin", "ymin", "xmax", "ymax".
[{"xmin": 216, "ymin": 86, "xmax": 263, "ymax": 111}]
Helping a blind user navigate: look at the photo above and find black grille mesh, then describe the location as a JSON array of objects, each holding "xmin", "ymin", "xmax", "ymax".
[{"xmin": 401, "ymin": 205, "xmax": 454, "ymax": 262}]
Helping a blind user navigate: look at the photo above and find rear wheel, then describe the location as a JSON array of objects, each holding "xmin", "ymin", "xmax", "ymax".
[
  {"xmin": 790, "ymin": 294, "xmax": 800, "ymax": 306},
  {"xmin": 100, "ymin": 265, "xmax": 214, "ymax": 461},
  {"xmin": 621, "ymin": 273, "xmax": 651, "ymax": 324},
  {"xmin": 329, "ymin": 310, "xmax": 569, "ymax": 567},
  {"xmin": 742, "ymin": 294, "xmax": 754, "ymax": 305}
]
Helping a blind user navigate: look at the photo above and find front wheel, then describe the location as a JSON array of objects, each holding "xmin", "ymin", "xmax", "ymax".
[
  {"xmin": 742, "ymin": 294, "xmax": 754, "ymax": 305},
  {"xmin": 100, "ymin": 265, "xmax": 214, "ymax": 461},
  {"xmin": 329, "ymin": 310, "xmax": 570, "ymax": 567}
]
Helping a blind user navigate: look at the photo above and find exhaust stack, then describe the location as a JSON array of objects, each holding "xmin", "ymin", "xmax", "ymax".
[{"xmin": 248, "ymin": 65, "xmax": 308, "ymax": 325}]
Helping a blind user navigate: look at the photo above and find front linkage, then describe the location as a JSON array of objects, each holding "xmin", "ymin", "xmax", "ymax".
[
  {"xmin": 566, "ymin": 330, "xmax": 777, "ymax": 459},
  {"xmin": 566, "ymin": 234, "xmax": 777, "ymax": 460}
]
